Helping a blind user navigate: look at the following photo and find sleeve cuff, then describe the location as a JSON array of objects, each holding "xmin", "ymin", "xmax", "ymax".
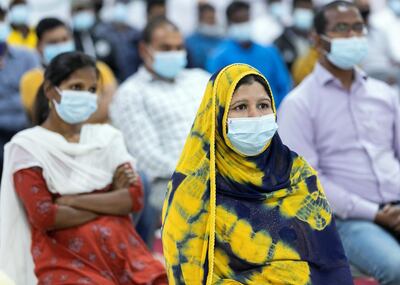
[{"xmin": 351, "ymin": 199, "xmax": 380, "ymax": 221}]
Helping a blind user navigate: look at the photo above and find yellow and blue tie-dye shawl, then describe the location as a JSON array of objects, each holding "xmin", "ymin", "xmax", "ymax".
[{"xmin": 162, "ymin": 64, "xmax": 353, "ymax": 285}]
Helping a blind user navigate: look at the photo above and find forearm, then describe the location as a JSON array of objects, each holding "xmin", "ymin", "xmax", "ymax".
[
  {"xmin": 67, "ymin": 189, "xmax": 133, "ymax": 216},
  {"xmin": 52, "ymin": 205, "xmax": 98, "ymax": 230}
]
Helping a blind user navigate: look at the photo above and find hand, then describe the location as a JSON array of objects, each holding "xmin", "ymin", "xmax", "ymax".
[
  {"xmin": 112, "ymin": 163, "xmax": 138, "ymax": 190},
  {"xmin": 375, "ymin": 204, "xmax": 400, "ymax": 234},
  {"xmin": 56, "ymin": 195, "xmax": 78, "ymax": 207}
]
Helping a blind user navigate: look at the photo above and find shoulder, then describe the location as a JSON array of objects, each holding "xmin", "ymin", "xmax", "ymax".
[
  {"xmin": 209, "ymin": 40, "xmax": 233, "ymax": 57},
  {"xmin": 182, "ymin": 68, "xmax": 211, "ymax": 81},
  {"xmin": 116, "ymin": 72, "xmax": 143, "ymax": 96},
  {"xmin": 21, "ymin": 68, "xmax": 44, "ymax": 83},
  {"xmin": 85, "ymin": 123, "xmax": 122, "ymax": 136},
  {"xmin": 9, "ymin": 46, "xmax": 38, "ymax": 59},
  {"xmin": 280, "ymin": 76, "xmax": 316, "ymax": 110},
  {"xmin": 289, "ymin": 153, "xmax": 317, "ymax": 184}
]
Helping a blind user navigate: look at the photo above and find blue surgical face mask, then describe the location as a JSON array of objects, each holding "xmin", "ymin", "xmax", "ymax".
[
  {"xmin": 323, "ymin": 35, "xmax": 368, "ymax": 70},
  {"xmin": 0, "ymin": 22, "xmax": 10, "ymax": 42},
  {"xmin": 43, "ymin": 41, "xmax": 75, "ymax": 65},
  {"xmin": 53, "ymin": 88, "xmax": 98, "ymax": 124},
  {"xmin": 198, "ymin": 23, "xmax": 224, "ymax": 38},
  {"xmin": 72, "ymin": 10, "xmax": 96, "ymax": 31},
  {"xmin": 227, "ymin": 113, "xmax": 278, "ymax": 156},
  {"xmin": 111, "ymin": 2, "xmax": 128, "ymax": 24},
  {"xmin": 227, "ymin": 22, "xmax": 252, "ymax": 42},
  {"xmin": 8, "ymin": 4, "xmax": 29, "ymax": 25},
  {"xmin": 389, "ymin": 0, "xmax": 400, "ymax": 16},
  {"xmin": 270, "ymin": 2, "xmax": 284, "ymax": 20},
  {"xmin": 152, "ymin": 50, "xmax": 187, "ymax": 79},
  {"xmin": 292, "ymin": 8, "xmax": 313, "ymax": 31}
]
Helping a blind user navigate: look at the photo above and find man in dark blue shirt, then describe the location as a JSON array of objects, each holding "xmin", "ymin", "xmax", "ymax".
[
  {"xmin": 206, "ymin": 1, "xmax": 292, "ymax": 108},
  {"xmin": 186, "ymin": 3, "xmax": 224, "ymax": 70}
]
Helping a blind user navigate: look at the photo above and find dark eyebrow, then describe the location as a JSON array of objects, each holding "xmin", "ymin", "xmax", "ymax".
[
  {"xmin": 258, "ymin": 97, "xmax": 271, "ymax": 102},
  {"xmin": 230, "ymin": 99, "xmax": 248, "ymax": 106}
]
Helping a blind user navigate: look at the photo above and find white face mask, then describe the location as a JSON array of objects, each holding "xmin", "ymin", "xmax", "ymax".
[
  {"xmin": 323, "ymin": 35, "xmax": 368, "ymax": 70},
  {"xmin": 227, "ymin": 113, "xmax": 278, "ymax": 156},
  {"xmin": 227, "ymin": 22, "xmax": 252, "ymax": 43},
  {"xmin": 53, "ymin": 88, "xmax": 98, "ymax": 124},
  {"xmin": 8, "ymin": 4, "xmax": 29, "ymax": 25},
  {"xmin": 270, "ymin": 2, "xmax": 285, "ymax": 20},
  {"xmin": 292, "ymin": 8, "xmax": 314, "ymax": 31},
  {"xmin": 198, "ymin": 23, "xmax": 224, "ymax": 38},
  {"xmin": 152, "ymin": 50, "xmax": 188, "ymax": 79}
]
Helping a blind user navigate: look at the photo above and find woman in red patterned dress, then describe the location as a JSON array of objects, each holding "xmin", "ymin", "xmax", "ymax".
[{"xmin": 0, "ymin": 52, "xmax": 167, "ymax": 285}]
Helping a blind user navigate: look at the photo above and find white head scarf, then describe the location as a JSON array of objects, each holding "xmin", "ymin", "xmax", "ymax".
[{"xmin": 0, "ymin": 124, "xmax": 135, "ymax": 285}]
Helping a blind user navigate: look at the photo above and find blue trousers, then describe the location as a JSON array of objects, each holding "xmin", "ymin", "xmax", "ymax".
[{"xmin": 336, "ymin": 219, "xmax": 400, "ymax": 285}]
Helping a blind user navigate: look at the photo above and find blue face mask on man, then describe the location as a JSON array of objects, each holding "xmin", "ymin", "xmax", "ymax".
[
  {"xmin": 227, "ymin": 22, "xmax": 252, "ymax": 43},
  {"xmin": 322, "ymin": 35, "xmax": 368, "ymax": 70},
  {"xmin": 43, "ymin": 41, "xmax": 75, "ymax": 65},
  {"xmin": 53, "ymin": 88, "xmax": 98, "ymax": 124},
  {"xmin": 152, "ymin": 50, "xmax": 188, "ymax": 79},
  {"xmin": 72, "ymin": 10, "xmax": 96, "ymax": 32},
  {"xmin": 227, "ymin": 113, "xmax": 278, "ymax": 156}
]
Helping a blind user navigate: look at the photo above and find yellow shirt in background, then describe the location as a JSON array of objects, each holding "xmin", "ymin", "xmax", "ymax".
[
  {"xmin": 291, "ymin": 47, "xmax": 319, "ymax": 86},
  {"xmin": 20, "ymin": 61, "xmax": 117, "ymax": 119},
  {"xmin": 7, "ymin": 29, "xmax": 37, "ymax": 49}
]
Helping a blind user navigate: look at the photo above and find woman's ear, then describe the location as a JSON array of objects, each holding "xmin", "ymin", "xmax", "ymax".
[{"xmin": 43, "ymin": 80, "xmax": 57, "ymax": 101}]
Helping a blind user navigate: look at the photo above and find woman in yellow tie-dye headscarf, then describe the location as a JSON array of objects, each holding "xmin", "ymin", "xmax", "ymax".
[{"xmin": 162, "ymin": 64, "xmax": 353, "ymax": 285}]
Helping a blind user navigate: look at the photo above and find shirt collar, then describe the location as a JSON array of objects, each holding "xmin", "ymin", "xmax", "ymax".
[{"xmin": 314, "ymin": 62, "xmax": 368, "ymax": 87}]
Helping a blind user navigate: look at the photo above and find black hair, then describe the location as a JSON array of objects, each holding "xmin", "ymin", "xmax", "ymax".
[
  {"xmin": 33, "ymin": 51, "xmax": 99, "ymax": 125},
  {"xmin": 235, "ymin": 74, "xmax": 272, "ymax": 98},
  {"xmin": 141, "ymin": 16, "xmax": 179, "ymax": 44},
  {"xmin": 0, "ymin": 7, "xmax": 6, "ymax": 19},
  {"xmin": 146, "ymin": 0, "xmax": 165, "ymax": 14},
  {"xmin": 9, "ymin": 0, "xmax": 26, "ymax": 8},
  {"xmin": 226, "ymin": 1, "xmax": 250, "ymax": 22},
  {"xmin": 198, "ymin": 3, "xmax": 215, "ymax": 19},
  {"xmin": 313, "ymin": 0, "xmax": 357, "ymax": 34},
  {"xmin": 35, "ymin": 17, "xmax": 68, "ymax": 41},
  {"xmin": 292, "ymin": 0, "xmax": 313, "ymax": 9}
]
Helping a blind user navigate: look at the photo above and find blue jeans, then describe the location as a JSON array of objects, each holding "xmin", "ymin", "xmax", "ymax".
[{"xmin": 336, "ymin": 219, "xmax": 400, "ymax": 285}]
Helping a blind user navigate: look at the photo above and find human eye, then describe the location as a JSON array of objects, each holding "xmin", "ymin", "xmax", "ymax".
[
  {"xmin": 70, "ymin": 84, "xmax": 83, "ymax": 91},
  {"xmin": 258, "ymin": 103, "xmax": 270, "ymax": 109},
  {"xmin": 233, "ymin": 104, "xmax": 247, "ymax": 111}
]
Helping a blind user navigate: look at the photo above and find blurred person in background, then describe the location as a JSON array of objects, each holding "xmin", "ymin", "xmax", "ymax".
[
  {"xmin": 95, "ymin": 0, "xmax": 142, "ymax": 82},
  {"xmin": 0, "ymin": 7, "xmax": 40, "ymax": 178},
  {"xmin": 71, "ymin": 0, "xmax": 117, "ymax": 75},
  {"xmin": 186, "ymin": 3, "xmax": 224, "ymax": 70},
  {"xmin": 292, "ymin": 0, "xmax": 400, "ymax": 87},
  {"xmin": 110, "ymin": 17, "xmax": 210, "ymax": 245},
  {"xmin": 368, "ymin": 0, "xmax": 400, "ymax": 71},
  {"xmin": 0, "ymin": 51, "xmax": 167, "ymax": 285},
  {"xmin": 206, "ymin": 1, "xmax": 292, "ymax": 108},
  {"xmin": 357, "ymin": 0, "xmax": 400, "ymax": 86},
  {"xmin": 278, "ymin": 2, "xmax": 400, "ymax": 284},
  {"xmin": 7, "ymin": 0, "xmax": 37, "ymax": 49},
  {"xmin": 252, "ymin": 0, "xmax": 285, "ymax": 45},
  {"xmin": 274, "ymin": 0, "xmax": 314, "ymax": 71},
  {"xmin": 147, "ymin": 0, "xmax": 166, "ymax": 22},
  {"xmin": 20, "ymin": 17, "xmax": 117, "ymax": 124}
]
